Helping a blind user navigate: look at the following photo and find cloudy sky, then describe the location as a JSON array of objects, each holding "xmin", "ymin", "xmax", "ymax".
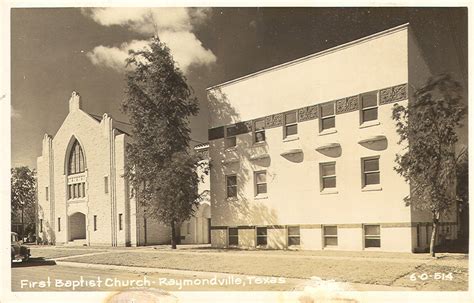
[{"xmin": 11, "ymin": 7, "xmax": 467, "ymax": 168}]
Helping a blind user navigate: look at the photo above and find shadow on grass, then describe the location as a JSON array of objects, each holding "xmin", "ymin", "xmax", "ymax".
[{"xmin": 12, "ymin": 257, "xmax": 56, "ymax": 268}]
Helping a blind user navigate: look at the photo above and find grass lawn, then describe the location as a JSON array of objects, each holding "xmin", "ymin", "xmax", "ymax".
[{"xmin": 64, "ymin": 251, "xmax": 421, "ymax": 285}]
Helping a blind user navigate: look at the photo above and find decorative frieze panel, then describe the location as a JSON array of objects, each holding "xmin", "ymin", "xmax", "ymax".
[
  {"xmin": 265, "ymin": 113, "xmax": 284, "ymax": 129},
  {"xmin": 335, "ymin": 96, "xmax": 359, "ymax": 114},
  {"xmin": 234, "ymin": 121, "xmax": 252, "ymax": 135},
  {"xmin": 208, "ymin": 126, "xmax": 225, "ymax": 140},
  {"xmin": 392, "ymin": 84, "xmax": 408, "ymax": 102},
  {"xmin": 207, "ymin": 83, "xmax": 408, "ymax": 141},
  {"xmin": 298, "ymin": 105, "xmax": 319, "ymax": 122},
  {"xmin": 379, "ymin": 83, "xmax": 407, "ymax": 105}
]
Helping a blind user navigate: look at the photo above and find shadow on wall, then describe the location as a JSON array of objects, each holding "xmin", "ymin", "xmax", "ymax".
[
  {"xmin": 36, "ymin": 205, "xmax": 55, "ymax": 245},
  {"xmin": 208, "ymin": 89, "xmax": 285, "ymax": 248}
]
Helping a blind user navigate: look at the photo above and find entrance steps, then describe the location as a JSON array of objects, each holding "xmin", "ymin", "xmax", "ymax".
[{"xmin": 65, "ymin": 239, "xmax": 88, "ymax": 246}]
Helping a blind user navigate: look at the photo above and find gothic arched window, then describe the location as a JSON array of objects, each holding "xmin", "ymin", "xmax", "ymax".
[{"xmin": 68, "ymin": 140, "xmax": 85, "ymax": 175}]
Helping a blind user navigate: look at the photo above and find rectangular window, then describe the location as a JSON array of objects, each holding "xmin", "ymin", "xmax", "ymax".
[
  {"xmin": 254, "ymin": 119, "xmax": 266, "ymax": 143},
  {"xmin": 320, "ymin": 162, "xmax": 336, "ymax": 190},
  {"xmin": 320, "ymin": 102, "xmax": 335, "ymax": 131},
  {"xmin": 74, "ymin": 184, "xmax": 79, "ymax": 198},
  {"xmin": 255, "ymin": 171, "xmax": 267, "ymax": 195},
  {"xmin": 228, "ymin": 228, "xmax": 238, "ymax": 246},
  {"xmin": 119, "ymin": 214, "xmax": 123, "ymax": 231},
  {"xmin": 364, "ymin": 225, "xmax": 381, "ymax": 248},
  {"xmin": 360, "ymin": 92, "xmax": 378, "ymax": 123},
  {"xmin": 58, "ymin": 217, "xmax": 61, "ymax": 232},
  {"xmin": 323, "ymin": 226, "xmax": 338, "ymax": 246},
  {"xmin": 45, "ymin": 187, "xmax": 49, "ymax": 201},
  {"xmin": 187, "ymin": 222, "xmax": 191, "ymax": 235},
  {"xmin": 94, "ymin": 215, "xmax": 97, "ymax": 231},
  {"xmin": 288, "ymin": 226, "xmax": 300, "ymax": 246},
  {"xmin": 256, "ymin": 227, "xmax": 267, "ymax": 246},
  {"xmin": 225, "ymin": 125, "xmax": 237, "ymax": 148},
  {"xmin": 226, "ymin": 175, "xmax": 237, "ymax": 198},
  {"xmin": 40, "ymin": 219, "xmax": 43, "ymax": 232},
  {"xmin": 78, "ymin": 183, "xmax": 83, "ymax": 198},
  {"xmin": 68, "ymin": 185, "xmax": 72, "ymax": 200},
  {"xmin": 284, "ymin": 111, "xmax": 298, "ymax": 137},
  {"xmin": 104, "ymin": 176, "xmax": 109, "ymax": 194},
  {"xmin": 362, "ymin": 157, "xmax": 380, "ymax": 186}
]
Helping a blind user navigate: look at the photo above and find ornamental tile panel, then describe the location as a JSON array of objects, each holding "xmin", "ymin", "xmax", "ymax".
[
  {"xmin": 335, "ymin": 97, "xmax": 359, "ymax": 114},
  {"xmin": 265, "ymin": 113, "xmax": 284, "ymax": 129},
  {"xmin": 379, "ymin": 87, "xmax": 394, "ymax": 105},
  {"xmin": 298, "ymin": 105, "xmax": 319, "ymax": 122},
  {"xmin": 392, "ymin": 84, "xmax": 408, "ymax": 102}
]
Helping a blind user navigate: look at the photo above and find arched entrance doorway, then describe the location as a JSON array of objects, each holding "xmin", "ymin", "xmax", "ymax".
[{"xmin": 69, "ymin": 212, "xmax": 86, "ymax": 241}]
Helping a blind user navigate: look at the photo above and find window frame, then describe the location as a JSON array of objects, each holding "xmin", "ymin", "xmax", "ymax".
[
  {"xmin": 287, "ymin": 226, "xmax": 301, "ymax": 246},
  {"xmin": 226, "ymin": 175, "xmax": 237, "ymax": 199},
  {"xmin": 93, "ymin": 215, "xmax": 97, "ymax": 231},
  {"xmin": 319, "ymin": 162, "xmax": 336, "ymax": 191},
  {"xmin": 364, "ymin": 224, "xmax": 381, "ymax": 248},
  {"xmin": 319, "ymin": 102, "xmax": 336, "ymax": 132},
  {"xmin": 57, "ymin": 217, "xmax": 61, "ymax": 232},
  {"xmin": 361, "ymin": 156, "xmax": 381, "ymax": 187},
  {"xmin": 254, "ymin": 170, "xmax": 267, "ymax": 196},
  {"xmin": 253, "ymin": 119, "xmax": 266, "ymax": 144},
  {"xmin": 104, "ymin": 176, "xmax": 109, "ymax": 194},
  {"xmin": 45, "ymin": 186, "xmax": 49, "ymax": 201},
  {"xmin": 228, "ymin": 227, "xmax": 239, "ymax": 246},
  {"xmin": 225, "ymin": 125, "xmax": 237, "ymax": 149},
  {"xmin": 323, "ymin": 225, "xmax": 338, "ymax": 247},
  {"xmin": 68, "ymin": 140, "xmax": 85, "ymax": 175},
  {"xmin": 283, "ymin": 111, "xmax": 298, "ymax": 138},
  {"xmin": 119, "ymin": 213, "xmax": 123, "ymax": 231},
  {"xmin": 256, "ymin": 227, "xmax": 268, "ymax": 247},
  {"xmin": 360, "ymin": 91, "xmax": 379, "ymax": 125}
]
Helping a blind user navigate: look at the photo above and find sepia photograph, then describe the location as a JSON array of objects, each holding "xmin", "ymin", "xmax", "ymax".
[{"xmin": 2, "ymin": 2, "xmax": 471, "ymax": 303}]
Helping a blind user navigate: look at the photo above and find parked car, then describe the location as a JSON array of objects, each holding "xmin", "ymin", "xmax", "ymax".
[{"xmin": 11, "ymin": 232, "xmax": 30, "ymax": 262}]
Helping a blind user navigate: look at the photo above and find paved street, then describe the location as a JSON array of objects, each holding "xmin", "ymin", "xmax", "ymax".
[
  {"xmin": 12, "ymin": 258, "xmax": 295, "ymax": 291},
  {"xmin": 11, "ymin": 256, "xmax": 411, "ymax": 292}
]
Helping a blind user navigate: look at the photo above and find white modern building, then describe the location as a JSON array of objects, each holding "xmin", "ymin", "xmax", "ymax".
[
  {"xmin": 206, "ymin": 24, "xmax": 459, "ymax": 252},
  {"xmin": 37, "ymin": 92, "xmax": 210, "ymax": 246}
]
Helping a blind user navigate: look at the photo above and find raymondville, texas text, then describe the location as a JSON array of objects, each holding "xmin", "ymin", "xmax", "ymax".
[{"xmin": 20, "ymin": 276, "xmax": 287, "ymax": 290}]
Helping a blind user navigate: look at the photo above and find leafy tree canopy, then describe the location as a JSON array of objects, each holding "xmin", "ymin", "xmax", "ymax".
[{"xmin": 122, "ymin": 37, "xmax": 204, "ymax": 247}]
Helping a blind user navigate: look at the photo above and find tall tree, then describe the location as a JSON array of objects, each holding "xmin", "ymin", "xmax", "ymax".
[
  {"xmin": 11, "ymin": 166, "xmax": 37, "ymax": 238},
  {"xmin": 392, "ymin": 74, "xmax": 466, "ymax": 257},
  {"xmin": 122, "ymin": 37, "xmax": 203, "ymax": 249}
]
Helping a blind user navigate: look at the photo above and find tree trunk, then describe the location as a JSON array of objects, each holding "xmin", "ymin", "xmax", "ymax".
[
  {"xmin": 171, "ymin": 219, "xmax": 177, "ymax": 249},
  {"xmin": 430, "ymin": 212, "xmax": 440, "ymax": 258}
]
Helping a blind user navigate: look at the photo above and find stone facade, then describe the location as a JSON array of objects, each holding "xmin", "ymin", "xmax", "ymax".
[{"xmin": 37, "ymin": 92, "xmax": 210, "ymax": 246}]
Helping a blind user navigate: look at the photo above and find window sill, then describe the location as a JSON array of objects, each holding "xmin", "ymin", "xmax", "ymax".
[
  {"xmin": 283, "ymin": 136, "xmax": 299, "ymax": 142},
  {"xmin": 254, "ymin": 194, "xmax": 268, "ymax": 200},
  {"xmin": 253, "ymin": 141, "xmax": 266, "ymax": 147},
  {"xmin": 320, "ymin": 189, "xmax": 338, "ymax": 195},
  {"xmin": 226, "ymin": 197, "xmax": 238, "ymax": 202},
  {"xmin": 359, "ymin": 121, "xmax": 381, "ymax": 129},
  {"xmin": 362, "ymin": 185, "xmax": 382, "ymax": 192},
  {"xmin": 224, "ymin": 146, "xmax": 237, "ymax": 152},
  {"xmin": 319, "ymin": 129, "xmax": 337, "ymax": 136}
]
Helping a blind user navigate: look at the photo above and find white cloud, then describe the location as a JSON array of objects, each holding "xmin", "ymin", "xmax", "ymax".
[
  {"xmin": 83, "ymin": 8, "xmax": 216, "ymax": 73},
  {"xmin": 87, "ymin": 40, "xmax": 150, "ymax": 72}
]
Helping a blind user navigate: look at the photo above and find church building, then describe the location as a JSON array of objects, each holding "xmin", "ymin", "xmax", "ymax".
[{"xmin": 36, "ymin": 92, "xmax": 210, "ymax": 246}]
